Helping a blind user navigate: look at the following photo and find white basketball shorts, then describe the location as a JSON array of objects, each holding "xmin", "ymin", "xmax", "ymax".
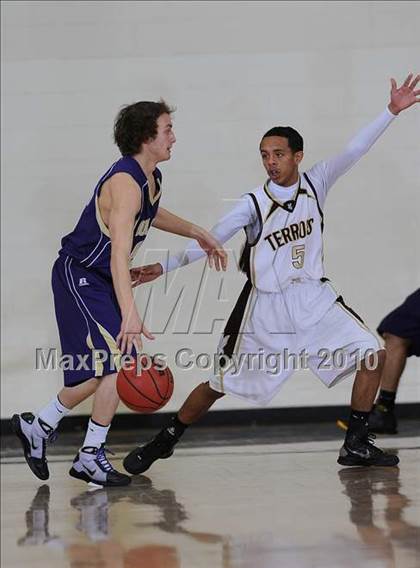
[{"xmin": 209, "ymin": 278, "xmax": 382, "ymax": 405}]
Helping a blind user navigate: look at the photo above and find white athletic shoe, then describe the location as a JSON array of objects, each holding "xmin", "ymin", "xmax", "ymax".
[
  {"xmin": 69, "ymin": 445, "xmax": 131, "ymax": 487},
  {"xmin": 11, "ymin": 413, "xmax": 56, "ymax": 480}
]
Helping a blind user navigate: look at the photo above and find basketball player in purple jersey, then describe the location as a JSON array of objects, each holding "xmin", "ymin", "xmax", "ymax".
[
  {"xmin": 123, "ymin": 74, "xmax": 419, "ymax": 473},
  {"xmin": 12, "ymin": 100, "xmax": 227, "ymax": 486}
]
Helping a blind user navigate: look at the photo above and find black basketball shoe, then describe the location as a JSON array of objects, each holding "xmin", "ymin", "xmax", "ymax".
[
  {"xmin": 11, "ymin": 413, "xmax": 56, "ymax": 481},
  {"xmin": 338, "ymin": 431, "xmax": 399, "ymax": 467},
  {"xmin": 368, "ymin": 404, "xmax": 398, "ymax": 434},
  {"xmin": 123, "ymin": 429, "xmax": 176, "ymax": 475}
]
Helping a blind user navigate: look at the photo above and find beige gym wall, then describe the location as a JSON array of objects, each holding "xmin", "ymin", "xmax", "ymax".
[{"xmin": 2, "ymin": 1, "xmax": 419, "ymax": 417}]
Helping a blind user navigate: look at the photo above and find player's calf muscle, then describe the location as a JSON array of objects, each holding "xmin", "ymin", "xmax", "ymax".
[{"xmin": 178, "ymin": 381, "xmax": 224, "ymax": 424}]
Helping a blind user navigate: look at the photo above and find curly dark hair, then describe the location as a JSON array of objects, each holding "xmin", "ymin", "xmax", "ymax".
[{"xmin": 113, "ymin": 99, "xmax": 174, "ymax": 155}]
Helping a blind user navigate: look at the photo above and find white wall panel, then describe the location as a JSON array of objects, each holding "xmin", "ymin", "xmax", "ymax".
[{"xmin": 1, "ymin": 1, "xmax": 419, "ymax": 417}]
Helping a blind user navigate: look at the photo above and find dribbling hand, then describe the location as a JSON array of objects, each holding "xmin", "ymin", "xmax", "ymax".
[{"xmin": 116, "ymin": 309, "xmax": 155, "ymax": 354}]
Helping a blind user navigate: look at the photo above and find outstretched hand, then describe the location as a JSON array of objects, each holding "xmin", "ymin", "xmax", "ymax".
[
  {"xmin": 195, "ymin": 230, "xmax": 228, "ymax": 272},
  {"xmin": 388, "ymin": 73, "xmax": 420, "ymax": 115}
]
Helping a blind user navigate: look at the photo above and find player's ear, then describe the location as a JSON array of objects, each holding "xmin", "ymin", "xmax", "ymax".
[{"xmin": 294, "ymin": 151, "xmax": 304, "ymax": 165}]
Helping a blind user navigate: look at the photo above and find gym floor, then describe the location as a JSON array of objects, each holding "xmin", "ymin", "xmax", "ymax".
[{"xmin": 1, "ymin": 421, "xmax": 419, "ymax": 568}]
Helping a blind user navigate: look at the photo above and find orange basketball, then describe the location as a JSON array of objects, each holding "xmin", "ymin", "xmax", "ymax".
[{"xmin": 117, "ymin": 357, "xmax": 174, "ymax": 413}]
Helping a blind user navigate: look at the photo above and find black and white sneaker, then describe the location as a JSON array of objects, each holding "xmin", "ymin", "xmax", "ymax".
[
  {"xmin": 338, "ymin": 432, "xmax": 399, "ymax": 467},
  {"xmin": 11, "ymin": 413, "xmax": 56, "ymax": 481},
  {"xmin": 123, "ymin": 429, "xmax": 176, "ymax": 475},
  {"xmin": 69, "ymin": 445, "xmax": 131, "ymax": 487}
]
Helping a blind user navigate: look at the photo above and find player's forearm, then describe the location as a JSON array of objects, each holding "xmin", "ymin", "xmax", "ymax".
[
  {"xmin": 161, "ymin": 198, "xmax": 254, "ymax": 273},
  {"xmin": 153, "ymin": 207, "xmax": 204, "ymax": 240},
  {"xmin": 110, "ymin": 250, "xmax": 137, "ymax": 317},
  {"xmin": 161, "ymin": 243, "xmax": 207, "ymax": 273},
  {"xmin": 345, "ymin": 107, "xmax": 396, "ymax": 156},
  {"xmin": 324, "ymin": 107, "xmax": 397, "ymax": 187}
]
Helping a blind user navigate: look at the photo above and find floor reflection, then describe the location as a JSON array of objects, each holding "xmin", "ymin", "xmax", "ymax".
[
  {"xmin": 17, "ymin": 476, "xmax": 227, "ymax": 568},
  {"xmin": 338, "ymin": 467, "xmax": 420, "ymax": 566},
  {"xmin": 17, "ymin": 485, "xmax": 61, "ymax": 548}
]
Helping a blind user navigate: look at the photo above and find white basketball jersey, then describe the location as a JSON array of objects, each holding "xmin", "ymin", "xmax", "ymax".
[{"xmin": 240, "ymin": 172, "xmax": 325, "ymax": 292}]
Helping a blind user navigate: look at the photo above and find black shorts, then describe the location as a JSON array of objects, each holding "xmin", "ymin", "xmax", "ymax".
[{"xmin": 377, "ymin": 289, "xmax": 420, "ymax": 357}]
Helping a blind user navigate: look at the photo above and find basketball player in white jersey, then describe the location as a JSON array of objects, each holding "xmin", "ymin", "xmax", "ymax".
[{"xmin": 124, "ymin": 73, "xmax": 419, "ymax": 472}]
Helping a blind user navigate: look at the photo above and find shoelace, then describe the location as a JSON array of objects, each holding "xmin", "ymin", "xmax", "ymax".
[
  {"xmin": 47, "ymin": 431, "xmax": 58, "ymax": 445},
  {"xmin": 96, "ymin": 446, "xmax": 116, "ymax": 473},
  {"xmin": 365, "ymin": 432, "xmax": 377, "ymax": 447}
]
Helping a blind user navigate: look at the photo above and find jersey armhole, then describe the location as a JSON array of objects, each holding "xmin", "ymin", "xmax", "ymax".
[
  {"xmin": 245, "ymin": 193, "xmax": 263, "ymax": 247},
  {"xmin": 96, "ymin": 169, "xmax": 144, "ymax": 235},
  {"xmin": 303, "ymin": 172, "xmax": 324, "ymax": 232}
]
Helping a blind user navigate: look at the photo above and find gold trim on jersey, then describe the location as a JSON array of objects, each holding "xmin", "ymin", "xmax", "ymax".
[
  {"xmin": 234, "ymin": 288, "xmax": 255, "ymax": 356},
  {"xmin": 86, "ymin": 319, "xmax": 122, "ymax": 374},
  {"xmin": 263, "ymin": 176, "xmax": 301, "ymax": 208},
  {"xmin": 96, "ymin": 321, "xmax": 122, "ymax": 372},
  {"xmin": 66, "ymin": 256, "xmax": 122, "ymax": 375},
  {"xmin": 147, "ymin": 177, "xmax": 162, "ymax": 206},
  {"xmin": 130, "ymin": 241, "xmax": 143, "ymax": 262},
  {"xmin": 86, "ymin": 333, "xmax": 104, "ymax": 376},
  {"xmin": 336, "ymin": 302, "xmax": 372, "ymax": 335},
  {"xmin": 265, "ymin": 202, "xmax": 280, "ymax": 222},
  {"xmin": 219, "ymin": 369, "xmax": 225, "ymax": 393},
  {"xmin": 250, "ymin": 245, "xmax": 257, "ymax": 287},
  {"xmin": 95, "ymin": 194, "xmax": 111, "ymax": 237},
  {"xmin": 328, "ymin": 363, "xmax": 358, "ymax": 388}
]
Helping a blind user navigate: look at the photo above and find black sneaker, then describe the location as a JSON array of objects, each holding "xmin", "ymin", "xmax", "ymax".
[
  {"xmin": 11, "ymin": 413, "xmax": 55, "ymax": 481},
  {"xmin": 338, "ymin": 432, "xmax": 399, "ymax": 467},
  {"xmin": 69, "ymin": 445, "xmax": 131, "ymax": 487},
  {"xmin": 368, "ymin": 404, "xmax": 398, "ymax": 434},
  {"xmin": 123, "ymin": 429, "xmax": 176, "ymax": 475}
]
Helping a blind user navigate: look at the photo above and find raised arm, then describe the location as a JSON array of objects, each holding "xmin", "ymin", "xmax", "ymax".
[{"xmin": 308, "ymin": 73, "xmax": 420, "ymax": 198}]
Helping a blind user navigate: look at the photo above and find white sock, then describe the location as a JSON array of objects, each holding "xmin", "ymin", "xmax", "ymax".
[
  {"xmin": 33, "ymin": 396, "xmax": 71, "ymax": 438},
  {"xmin": 81, "ymin": 419, "xmax": 110, "ymax": 452}
]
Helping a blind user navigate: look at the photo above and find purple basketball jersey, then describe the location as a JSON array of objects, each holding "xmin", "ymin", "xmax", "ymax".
[{"xmin": 59, "ymin": 156, "xmax": 161, "ymax": 277}]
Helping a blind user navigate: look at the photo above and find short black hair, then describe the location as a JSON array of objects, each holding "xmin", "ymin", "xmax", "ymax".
[
  {"xmin": 261, "ymin": 126, "xmax": 303, "ymax": 153},
  {"xmin": 114, "ymin": 99, "xmax": 174, "ymax": 155}
]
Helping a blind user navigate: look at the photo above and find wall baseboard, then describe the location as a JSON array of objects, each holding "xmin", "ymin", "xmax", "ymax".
[{"xmin": 1, "ymin": 403, "xmax": 419, "ymax": 436}]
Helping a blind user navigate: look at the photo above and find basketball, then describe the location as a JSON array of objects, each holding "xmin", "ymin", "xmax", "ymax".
[{"xmin": 117, "ymin": 358, "xmax": 174, "ymax": 413}]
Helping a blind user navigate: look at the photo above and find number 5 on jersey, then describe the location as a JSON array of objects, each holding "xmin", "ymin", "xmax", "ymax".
[{"xmin": 292, "ymin": 245, "xmax": 305, "ymax": 269}]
